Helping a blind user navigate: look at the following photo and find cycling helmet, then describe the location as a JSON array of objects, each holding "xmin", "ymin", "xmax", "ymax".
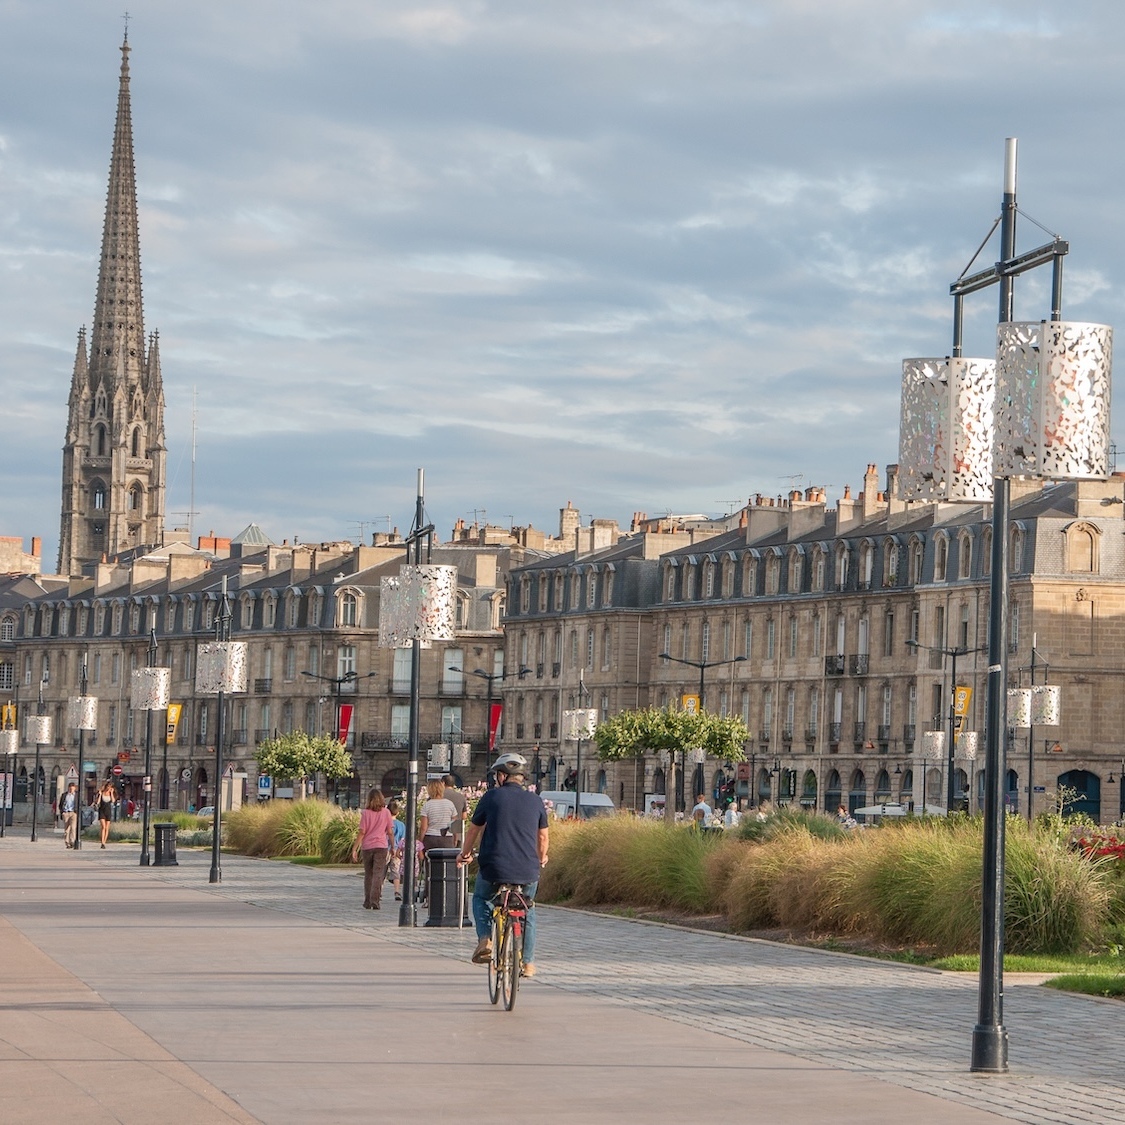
[{"xmin": 490, "ymin": 752, "xmax": 529, "ymax": 776}]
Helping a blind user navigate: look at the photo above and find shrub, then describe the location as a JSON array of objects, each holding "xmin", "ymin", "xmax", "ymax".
[
  {"xmin": 225, "ymin": 801, "xmax": 291, "ymax": 856},
  {"xmin": 320, "ymin": 811, "xmax": 360, "ymax": 864},
  {"xmin": 276, "ymin": 800, "xmax": 340, "ymax": 857},
  {"xmin": 738, "ymin": 806, "xmax": 845, "ymax": 843}
]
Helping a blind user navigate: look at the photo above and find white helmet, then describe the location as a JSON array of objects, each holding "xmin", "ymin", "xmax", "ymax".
[{"xmin": 490, "ymin": 752, "xmax": 528, "ymax": 777}]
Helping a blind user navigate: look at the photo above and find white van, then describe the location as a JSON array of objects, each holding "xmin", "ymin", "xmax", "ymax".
[{"xmin": 539, "ymin": 790, "xmax": 616, "ymax": 819}]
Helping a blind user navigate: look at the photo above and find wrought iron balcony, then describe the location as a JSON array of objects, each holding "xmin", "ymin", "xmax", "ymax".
[
  {"xmin": 903, "ymin": 723, "xmax": 916, "ymax": 743},
  {"xmin": 829, "ymin": 722, "xmax": 842, "ymax": 743},
  {"xmin": 254, "ymin": 678, "xmax": 272, "ymax": 694},
  {"xmin": 824, "ymin": 655, "xmax": 846, "ymax": 676},
  {"xmin": 854, "ymin": 721, "xmax": 867, "ymax": 743},
  {"xmin": 877, "ymin": 724, "xmax": 892, "ymax": 742},
  {"xmin": 849, "ymin": 654, "xmax": 869, "ymax": 676}
]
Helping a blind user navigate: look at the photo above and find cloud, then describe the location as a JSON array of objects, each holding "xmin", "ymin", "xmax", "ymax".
[{"xmin": 2, "ymin": 0, "xmax": 1125, "ymax": 573}]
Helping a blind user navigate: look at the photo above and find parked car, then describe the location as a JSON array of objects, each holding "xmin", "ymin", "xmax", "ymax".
[
  {"xmin": 197, "ymin": 806, "xmax": 215, "ymax": 818},
  {"xmin": 538, "ymin": 791, "xmax": 616, "ymax": 819}
]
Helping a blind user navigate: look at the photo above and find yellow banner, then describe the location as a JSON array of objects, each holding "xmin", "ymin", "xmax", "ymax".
[
  {"xmin": 681, "ymin": 694, "xmax": 700, "ymax": 714},
  {"xmin": 952, "ymin": 686, "xmax": 972, "ymax": 731},
  {"xmin": 166, "ymin": 703, "xmax": 182, "ymax": 743},
  {"xmin": 1, "ymin": 703, "xmax": 15, "ymax": 728}
]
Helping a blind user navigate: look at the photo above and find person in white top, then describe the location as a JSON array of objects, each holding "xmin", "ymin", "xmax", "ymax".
[
  {"xmin": 691, "ymin": 794, "xmax": 713, "ymax": 827},
  {"xmin": 419, "ymin": 779, "xmax": 458, "ymax": 854}
]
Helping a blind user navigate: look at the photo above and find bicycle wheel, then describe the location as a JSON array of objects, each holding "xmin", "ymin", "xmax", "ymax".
[
  {"xmin": 487, "ymin": 914, "xmax": 503, "ymax": 1005},
  {"xmin": 501, "ymin": 919, "xmax": 521, "ymax": 1011}
]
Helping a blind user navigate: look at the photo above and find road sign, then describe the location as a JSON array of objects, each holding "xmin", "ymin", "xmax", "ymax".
[
  {"xmin": 258, "ymin": 775, "xmax": 272, "ymax": 792},
  {"xmin": 66, "ymin": 766, "xmax": 79, "ymax": 781},
  {"xmin": 180, "ymin": 768, "xmax": 192, "ymax": 782},
  {"xmin": 112, "ymin": 764, "xmax": 123, "ymax": 776}
]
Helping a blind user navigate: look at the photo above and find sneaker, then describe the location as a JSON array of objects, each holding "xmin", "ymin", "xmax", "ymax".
[
  {"xmin": 394, "ymin": 893, "xmax": 402, "ymax": 901},
  {"xmin": 471, "ymin": 937, "xmax": 492, "ymax": 964},
  {"xmin": 520, "ymin": 962, "xmax": 536, "ymax": 979}
]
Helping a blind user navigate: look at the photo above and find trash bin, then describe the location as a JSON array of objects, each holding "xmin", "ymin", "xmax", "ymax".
[
  {"xmin": 153, "ymin": 822, "xmax": 178, "ymax": 867},
  {"xmin": 424, "ymin": 848, "xmax": 467, "ymax": 928}
]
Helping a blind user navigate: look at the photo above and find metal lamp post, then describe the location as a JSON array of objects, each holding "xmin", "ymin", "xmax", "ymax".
[
  {"xmin": 67, "ymin": 657, "xmax": 97, "ymax": 851},
  {"xmin": 897, "ymin": 139, "xmax": 1111, "ymax": 1075},
  {"xmin": 446, "ymin": 665, "xmax": 532, "ymax": 767},
  {"xmin": 28, "ymin": 680, "xmax": 52, "ymax": 844},
  {"xmin": 131, "ymin": 614, "xmax": 169, "ymax": 866},
  {"xmin": 0, "ymin": 728, "xmax": 18, "ymax": 838},
  {"xmin": 378, "ymin": 469, "xmax": 457, "ymax": 927},
  {"xmin": 195, "ymin": 578, "xmax": 246, "ymax": 884},
  {"xmin": 906, "ymin": 640, "xmax": 985, "ymax": 814},
  {"xmin": 658, "ymin": 652, "xmax": 747, "ymax": 811}
]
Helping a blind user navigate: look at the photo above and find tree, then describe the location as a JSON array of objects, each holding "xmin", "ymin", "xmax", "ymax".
[
  {"xmin": 255, "ymin": 731, "xmax": 355, "ymax": 800},
  {"xmin": 593, "ymin": 707, "xmax": 748, "ymax": 824}
]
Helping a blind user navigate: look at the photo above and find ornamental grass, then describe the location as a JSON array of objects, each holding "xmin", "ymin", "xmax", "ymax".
[
  {"xmin": 224, "ymin": 800, "xmax": 292, "ymax": 856},
  {"xmin": 540, "ymin": 813, "xmax": 1115, "ymax": 955},
  {"xmin": 319, "ymin": 810, "xmax": 360, "ymax": 864}
]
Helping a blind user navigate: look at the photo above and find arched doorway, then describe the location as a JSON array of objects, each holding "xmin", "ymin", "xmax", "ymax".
[
  {"xmin": 380, "ymin": 767, "xmax": 408, "ymax": 797},
  {"xmin": 193, "ymin": 767, "xmax": 208, "ymax": 813},
  {"xmin": 874, "ymin": 768, "xmax": 892, "ymax": 803},
  {"xmin": 800, "ymin": 769, "xmax": 817, "ymax": 808},
  {"xmin": 690, "ymin": 763, "xmax": 705, "ymax": 804},
  {"xmin": 332, "ymin": 774, "xmax": 361, "ymax": 809},
  {"xmin": 652, "ymin": 767, "xmax": 666, "ymax": 795},
  {"xmin": 1058, "ymin": 769, "xmax": 1101, "ymax": 821},
  {"xmin": 595, "ymin": 769, "xmax": 607, "ymax": 794},
  {"xmin": 900, "ymin": 767, "xmax": 914, "ymax": 810},
  {"xmin": 953, "ymin": 768, "xmax": 969, "ymax": 813},
  {"xmin": 757, "ymin": 766, "xmax": 772, "ymax": 807},
  {"xmin": 849, "ymin": 769, "xmax": 867, "ymax": 816},
  {"xmin": 824, "ymin": 768, "xmax": 841, "ymax": 814},
  {"xmin": 1004, "ymin": 768, "xmax": 1020, "ymax": 814},
  {"xmin": 547, "ymin": 756, "xmax": 559, "ymax": 790}
]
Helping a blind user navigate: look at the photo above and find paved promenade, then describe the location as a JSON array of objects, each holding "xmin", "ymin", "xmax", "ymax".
[{"xmin": 2, "ymin": 832, "xmax": 1124, "ymax": 1124}]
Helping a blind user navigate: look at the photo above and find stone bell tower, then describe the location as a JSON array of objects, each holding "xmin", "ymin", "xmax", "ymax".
[{"xmin": 58, "ymin": 33, "xmax": 166, "ymax": 576}]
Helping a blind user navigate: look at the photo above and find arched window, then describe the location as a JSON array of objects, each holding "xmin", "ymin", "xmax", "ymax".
[
  {"xmin": 835, "ymin": 545, "xmax": 848, "ymax": 588},
  {"xmin": 934, "ymin": 536, "xmax": 948, "ymax": 581},
  {"xmin": 128, "ymin": 484, "xmax": 143, "ymax": 512},
  {"xmin": 981, "ymin": 527, "xmax": 993, "ymax": 575},
  {"xmin": 1010, "ymin": 528, "xmax": 1024, "ymax": 573},
  {"xmin": 958, "ymin": 533, "xmax": 973, "ymax": 579},
  {"xmin": 765, "ymin": 554, "xmax": 780, "ymax": 594},
  {"xmin": 859, "ymin": 542, "xmax": 874, "ymax": 588},
  {"xmin": 91, "ymin": 480, "xmax": 107, "ymax": 511},
  {"xmin": 1066, "ymin": 523, "xmax": 1099, "ymax": 574},
  {"xmin": 131, "ymin": 428, "xmax": 141, "ymax": 457},
  {"xmin": 339, "ymin": 591, "xmax": 358, "ymax": 627},
  {"xmin": 909, "ymin": 538, "xmax": 924, "ymax": 584},
  {"xmin": 812, "ymin": 549, "xmax": 826, "ymax": 592},
  {"xmin": 883, "ymin": 539, "xmax": 898, "ymax": 586},
  {"xmin": 789, "ymin": 549, "xmax": 803, "ymax": 593}
]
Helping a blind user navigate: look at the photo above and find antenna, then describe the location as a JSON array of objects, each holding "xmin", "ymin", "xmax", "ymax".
[
  {"xmin": 714, "ymin": 500, "xmax": 742, "ymax": 516},
  {"xmin": 189, "ymin": 388, "xmax": 197, "ymax": 543}
]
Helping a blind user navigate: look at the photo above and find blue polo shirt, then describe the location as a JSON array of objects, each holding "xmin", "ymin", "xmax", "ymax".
[{"xmin": 472, "ymin": 782, "xmax": 548, "ymax": 884}]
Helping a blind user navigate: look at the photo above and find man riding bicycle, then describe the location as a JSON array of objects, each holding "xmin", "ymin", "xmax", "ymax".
[{"xmin": 458, "ymin": 752, "xmax": 549, "ymax": 978}]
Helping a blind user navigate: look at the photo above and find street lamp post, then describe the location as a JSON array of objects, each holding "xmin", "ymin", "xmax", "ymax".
[
  {"xmin": 302, "ymin": 668, "xmax": 372, "ymax": 801},
  {"xmin": 906, "ymin": 640, "xmax": 985, "ymax": 814},
  {"xmin": 445, "ymin": 665, "xmax": 532, "ymax": 765},
  {"xmin": 0, "ymin": 726, "xmax": 17, "ymax": 838},
  {"xmin": 29, "ymin": 677, "xmax": 51, "ymax": 843},
  {"xmin": 140, "ymin": 614, "xmax": 158, "ymax": 865},
  {"xmin": 657, "ymin": 652, "xmax": 746, "ymax": 811}
]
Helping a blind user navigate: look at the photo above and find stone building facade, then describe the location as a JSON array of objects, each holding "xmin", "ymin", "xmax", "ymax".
[
  {"xmin": 0, "ymin": 537, "xmax": 513, "ymax": 811},
  {"xmin": 503, "ymin": 464, "xmax": 1125, "ymax": 823}
]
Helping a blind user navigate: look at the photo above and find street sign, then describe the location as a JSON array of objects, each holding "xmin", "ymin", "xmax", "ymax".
[
  {"xmin": 83, "ymin": 761, "xmax": 96, "ymax": 773},
  {"xmin": 66, "ymin": 766, "xmax": 79, "ymax": 781},
  {"xmin": 112, "ymin": 764, "xmax": 123, "ymax": 776},
  {"xmin": 1034, "ymin": 785, "xmax": 1047, "ymax": 793},
  {"xmin": 180, "ymin": 768, "xmax": 192, "ymax": 782},
  {"xmin": 258, "ymin": 775, "xmax": 272, "ymax": 792}
]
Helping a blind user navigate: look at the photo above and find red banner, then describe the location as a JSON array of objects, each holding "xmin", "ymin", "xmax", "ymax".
[
  {"xmin": 488, "ymin": 703, "xmax": 503, "ymax": 751},
  {"xmin": 337, "ymin": 704, "xmax": 354, "ymax": 745}
]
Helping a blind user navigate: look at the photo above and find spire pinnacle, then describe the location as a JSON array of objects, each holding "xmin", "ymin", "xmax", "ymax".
[{"xmin": 88, "ymin": 25, "xmax": 144, "ymax": 394}]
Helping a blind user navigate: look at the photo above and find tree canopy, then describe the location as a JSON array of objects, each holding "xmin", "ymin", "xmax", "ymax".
[
  {"xmin": 255, "ymin": 731, "xmax": 355, "ymax": 793},
  {"xmin": 593, "ymin": 707, "xmax": 749, "ymax": 763}
]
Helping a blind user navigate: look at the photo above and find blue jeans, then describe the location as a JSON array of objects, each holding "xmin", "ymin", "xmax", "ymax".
[{"xmin": 473, "ymin": 876, "xmax": 538, "ymax": 963}]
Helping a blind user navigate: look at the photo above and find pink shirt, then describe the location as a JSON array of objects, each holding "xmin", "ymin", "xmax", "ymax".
[{"xmin": 357, "ymin": 807, "xmax": 394, "ymax": 850}]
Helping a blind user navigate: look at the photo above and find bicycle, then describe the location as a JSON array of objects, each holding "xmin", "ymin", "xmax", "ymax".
[{"xmin": 487, "ymin": 883, "xmax": 533, "ymax": 1010}]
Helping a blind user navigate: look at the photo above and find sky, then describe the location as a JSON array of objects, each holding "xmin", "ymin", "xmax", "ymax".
[{"xmin": 3, "ymin": 1, "xmax": 1125, "ymax": 572}]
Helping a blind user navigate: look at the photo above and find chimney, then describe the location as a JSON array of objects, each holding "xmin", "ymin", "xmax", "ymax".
[{"xmin": 31, "ymin": 536, "xmax": 41, "ymax": 558}]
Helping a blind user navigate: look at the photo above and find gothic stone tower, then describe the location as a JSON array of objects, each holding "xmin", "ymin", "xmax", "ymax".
[{"xmin": 58, "ymin": 35, "xmax": 166, "ymax": 576}]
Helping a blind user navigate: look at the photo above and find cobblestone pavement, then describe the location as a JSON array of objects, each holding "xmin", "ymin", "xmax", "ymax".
[{"xmin": 81, "ymin": 843, "xmax": 1125, "ymax": 1125}]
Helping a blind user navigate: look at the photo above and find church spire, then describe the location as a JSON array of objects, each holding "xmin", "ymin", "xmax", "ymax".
[
  {"xmin": 87, "ymin": 34, "xmax": 145, "ymax": 394},
  {"xmin": 58, "ymin": 35, "xmax": 166, "ymax": 576}
]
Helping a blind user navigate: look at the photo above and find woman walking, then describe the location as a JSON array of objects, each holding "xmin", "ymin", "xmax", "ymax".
[
  {"xmin": 97, "ymin": 781, "xmax": 115, "ymax": 848},
  {"xmin": 351, "ymin": 789, "xmax": 395, "ymax": 909},
  {"xmin": 418, "ymin": 779, "xmax": 457, "ymax": 855}
]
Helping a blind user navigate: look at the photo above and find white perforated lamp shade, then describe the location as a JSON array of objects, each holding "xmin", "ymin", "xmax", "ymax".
[
  {"xmin": 27, "ymin": 716, "xmax": 52, "ymax": 745},
  {"xmin": 67, "ymin": 696, "xmax": 98, "ymax": 731},
  {"xmin": 195, "ymin": 643, "xmax": 248, "ymax": 695}
]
